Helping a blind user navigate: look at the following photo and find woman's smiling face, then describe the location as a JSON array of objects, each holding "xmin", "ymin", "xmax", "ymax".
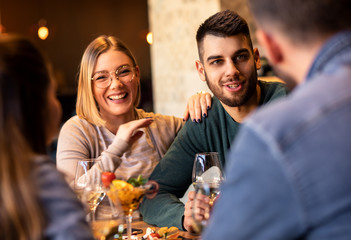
[{"xmin": 92, "ymin": 49, "xmax": 139, "ymax": 121}]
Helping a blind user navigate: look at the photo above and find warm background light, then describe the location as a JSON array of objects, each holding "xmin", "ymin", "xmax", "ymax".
[
  {"xmin": 146, "ymin": 32, "xmax": 153, "ymax": 45},
  {"xmin": 38, "ymin": 26, "xmax": 49, "ymax": 40},
  {"xmin": 0, "ymin": 24, "xmax": 6, "ymax": 34}
]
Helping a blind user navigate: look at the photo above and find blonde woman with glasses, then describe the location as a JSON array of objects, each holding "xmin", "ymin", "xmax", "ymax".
[{"xmin": 57, "ymin": 35, "xmax": 210, "ymax": 184}]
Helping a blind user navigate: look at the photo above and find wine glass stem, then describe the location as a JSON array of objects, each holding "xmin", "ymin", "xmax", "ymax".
[
  {"xmin": 91, "ymin": 210, "xmax": 96, "ymax": 222},
  {"xmin": 126, "ymin": 215, "xmax": 132, "ymax": 240}
]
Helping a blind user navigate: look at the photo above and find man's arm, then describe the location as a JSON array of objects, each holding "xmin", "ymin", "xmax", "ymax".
[
  {"xmin": 202, "ymin": 123, "xmax": 304, "ymax": 239},
  {"xmin": 140, "ymin": 120, "xmax": 208, "ymax": 230}
]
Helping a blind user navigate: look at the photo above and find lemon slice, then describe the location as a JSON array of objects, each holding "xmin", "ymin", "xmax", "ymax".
[{"xmin": 111, "ymin": 180, "xmax": 133, "ymax": 190}]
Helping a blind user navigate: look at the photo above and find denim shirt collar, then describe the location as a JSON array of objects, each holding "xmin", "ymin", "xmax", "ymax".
[{"xmin": 306, "ymin": 30, "xmax": 351, "ymax": 80}]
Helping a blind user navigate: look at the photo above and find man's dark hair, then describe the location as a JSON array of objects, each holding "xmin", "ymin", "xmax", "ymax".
[
  {"xmin": 247, "ymin": 0, "xmax": 351, "ymax": 43},
  {"xmin": 196, "ymin": 10, "xmax": 253, "ymax": 61}
]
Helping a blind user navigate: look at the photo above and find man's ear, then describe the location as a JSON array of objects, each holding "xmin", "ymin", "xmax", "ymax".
[
  {"xmin": 256, "ymin": 29, "xmax": 283, "ymax": 64},
  {"xmin": 195, "ymin": 60, "xmax": 206, "ymax": 82},
  {"xmin": 253, "ymin": 48, "xmax": 261, "ymax": 70}
]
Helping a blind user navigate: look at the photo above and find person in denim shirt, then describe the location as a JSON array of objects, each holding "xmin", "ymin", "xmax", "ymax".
[{"xmin": 203, "ymin": 0, "xmax": 351, "ymax": 239}]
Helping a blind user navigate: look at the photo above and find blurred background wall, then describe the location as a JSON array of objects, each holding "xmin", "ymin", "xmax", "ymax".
[
  {"xmin": 0, "ymin": 0, "xmax": 153, "ymax": 123},
  {"xmin": 0, "ymin": 0, "xmax": 258, "ymax": 120},
  {"xmin": 147, "ymin": 0, "xmax": 219, "ymax": 116}
]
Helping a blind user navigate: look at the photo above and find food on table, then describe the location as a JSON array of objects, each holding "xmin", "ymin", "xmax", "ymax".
[
  {"xmin": 142, "ymin": 227, "xmax": 180, "ymax": 239},
  {"xmin": 107, "ymin": 178, "xmax": 147, "ymax": 215},
  {"xmin": 101, "ymin": 171, "xmax": 116, "ymax": 187},
  {"xmin": 127, "ymin": 175, "xmax": 148, "ymax": 187}
]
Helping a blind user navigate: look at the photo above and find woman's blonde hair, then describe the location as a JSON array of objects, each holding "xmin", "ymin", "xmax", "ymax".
[{"xmin": 76, "ymin": 35, "xmax": 141, "ymax": 126}]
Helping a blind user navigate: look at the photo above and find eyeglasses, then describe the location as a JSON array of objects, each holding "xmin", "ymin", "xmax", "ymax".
[{"xmin": 91, "ymin": 65, "xmax": 135, "ymax": 89}]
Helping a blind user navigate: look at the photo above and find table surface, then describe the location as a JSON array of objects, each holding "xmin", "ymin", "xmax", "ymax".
[{"xmin": 92, "ymin": 218, "xmax": 200, "ymax": 239}]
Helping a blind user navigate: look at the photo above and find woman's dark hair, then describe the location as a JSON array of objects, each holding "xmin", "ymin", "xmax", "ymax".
[
  {"xmin": 0, "ymin": 34, "xmax": 51, "ymax": 239},
  {"xmin": 0, "ymin": 35, "xmax": 50, "ymax": 153}
]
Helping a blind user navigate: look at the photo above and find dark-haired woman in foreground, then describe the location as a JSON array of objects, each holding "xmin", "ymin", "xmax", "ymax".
[{"xmin": 0, "ymin": 35, "xmax": 94, "ymax": 240}]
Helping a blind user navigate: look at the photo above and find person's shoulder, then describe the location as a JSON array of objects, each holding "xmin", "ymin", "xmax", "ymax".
[
  {"xmin": 203, "ymin": 96, "xmax": 224, "ymax": 115},
  {"xmin": 181, "ymin": 97, "xmax": 224, "ymax": 131},
  {"xmin": 58, "ymin": 115, "xmax": 102, "ymax": 144},
  {"xmin": 259, "ymin": 79, "xmax": 288, "ymax": 92},
  {"xmin": 32, "ymin": 155, "xmax": 65, "ymax": 184},
  {"xmin": 61, "ymin": 115, "xmax": 96, "ymax": 131},
  {"xmin": 245, "ymin": 71, "xmax": 351, "ymax": 155},
  {"xmin": 258, "ymin": 79, "xmax": 289, "ymax": 103},
  {"xmin": 248, "ymin": 95, "xmax": 291, "ymax": 126},
  {"xmin": 245, "ymin": 80, "xmax": 317, "ymax": 142},
  {"xmin": 211, "ymin": 96, "xmax": 222, "ymax": 107},
  {"xmin": 176, "ymin": 96, "xmax": 229, "ymax": 130},
  {"xmin": 204, "ymin": 96, "xmax": 229, "ymax": 122},
  {"xmin": 33, "ymin": 154, "xmax": 81, "ymax": 201}
]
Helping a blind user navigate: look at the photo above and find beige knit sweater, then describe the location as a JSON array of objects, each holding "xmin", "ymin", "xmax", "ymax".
[{"xmin": 56, "ymin": 109, "xmax": 183, "ymax": 185}]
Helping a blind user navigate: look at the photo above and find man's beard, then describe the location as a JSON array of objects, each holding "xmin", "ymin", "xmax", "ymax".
[{"xmin": 205, "ymin": 71, "xmax": 258, "ymax": 107}]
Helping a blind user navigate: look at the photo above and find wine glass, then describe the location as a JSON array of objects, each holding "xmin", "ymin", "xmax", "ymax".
[
  {"xmin": 191, "ymin": 152, "xmax": 223, "ymax": 233},
  {"xmin": 107, "ymin": 180, "xmax": 159, "ymax": 240},
  {"xmin": 74, "ymin": 159, "xmax": 106, "ymax": 222},
  {"xmin": 192, "ymin": 182, "xmax": 216, "ymax": 234},
  {"xmin": 91, "ymin": 217, "xmax": 125, "ymax": 240},
  {"xmin": 192, "ymin": 152, "xmax": 224, "ymax": 189},
  {"xmin": 91, "ymin": 187, "xmax": 125, "ymax": 240}
]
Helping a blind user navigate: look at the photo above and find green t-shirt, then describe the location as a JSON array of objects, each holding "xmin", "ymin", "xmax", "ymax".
[{"xmin": 140, "ymin": 80, "xmax": 288, "ymax": 229}]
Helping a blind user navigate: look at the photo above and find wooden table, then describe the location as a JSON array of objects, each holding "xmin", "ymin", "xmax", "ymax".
[{"xmin": 92, "ymin": 218, "xmax": 200, "ymax": 239}]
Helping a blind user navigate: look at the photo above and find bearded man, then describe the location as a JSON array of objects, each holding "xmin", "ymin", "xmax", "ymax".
[{"xmin": 140, "ymin": 10, "xmax": 288, "ymax": 231}]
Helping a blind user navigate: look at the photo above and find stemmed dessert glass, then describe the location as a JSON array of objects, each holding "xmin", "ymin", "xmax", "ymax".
[
  {"xmin": 191, "ymin": 152, "xmax": 224, "ymax": 233},
  {"xmin": 107, "ymin": 180, "xmax": 158, "ymax": 240},
  {"xmin": 74, "ymin": 159, "xmax": 106, "ymax": 222}
]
